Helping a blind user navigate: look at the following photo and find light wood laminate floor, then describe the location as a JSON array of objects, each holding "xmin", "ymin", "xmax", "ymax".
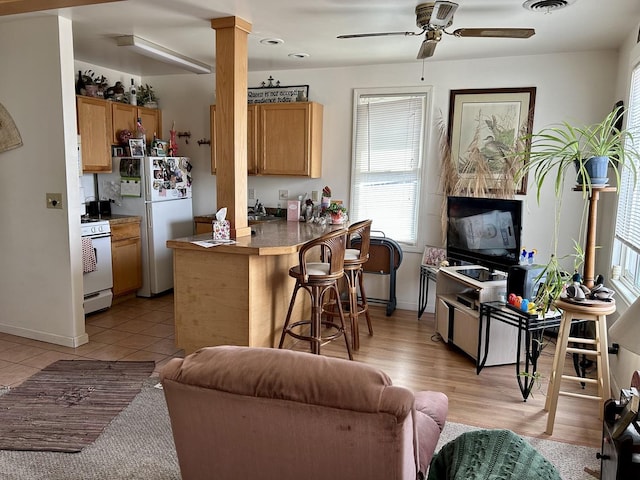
[{"xmin": 0, "ymin": 293, "xmax": 602, "ymax": 448}]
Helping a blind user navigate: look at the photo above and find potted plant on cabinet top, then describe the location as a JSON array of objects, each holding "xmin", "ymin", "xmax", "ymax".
[
  {"xmin": 325, "ymin": 202, "xmax": 347, "ymax": 225},
  {"xmin": 515, "ymin": 106, "xmax": 639, "ymax": 202}
]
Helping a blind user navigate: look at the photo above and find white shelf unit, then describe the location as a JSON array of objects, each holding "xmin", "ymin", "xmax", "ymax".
[{"xmin": 435, "ymin": 265, "xmax": 521, "ymax": 367}]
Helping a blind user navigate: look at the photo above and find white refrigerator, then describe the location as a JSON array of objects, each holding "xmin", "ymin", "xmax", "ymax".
[{"xmin": 100, "ymin": 156, "xmax": 193, "ymax": 297}]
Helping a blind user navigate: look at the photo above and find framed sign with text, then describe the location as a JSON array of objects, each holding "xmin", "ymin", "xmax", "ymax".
[{"xmin": 247, "ymin": 84, "xmax": 309, "ymax": 104}]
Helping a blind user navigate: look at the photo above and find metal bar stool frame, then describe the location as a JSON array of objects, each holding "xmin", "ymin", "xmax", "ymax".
[{"xmin": 278, "ymin": 228, "xmax": 352, "ymax": 360}]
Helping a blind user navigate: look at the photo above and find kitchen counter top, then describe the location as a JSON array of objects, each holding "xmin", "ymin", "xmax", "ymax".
[
  {"xmin": 169, "ymin": 220, "xmax": 342, "ymax": 256},
  {"xmin": 85, "ymin": 214, "xmax": 141, "ymax": 225}
]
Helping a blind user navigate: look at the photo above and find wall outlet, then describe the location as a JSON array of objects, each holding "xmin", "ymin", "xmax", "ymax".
[
  {"xmin": 311, "ymin": 190, "xmax": 319, "ymax": 202},
  {"xmin": 279, "ymin": 189, "xmax": 289, "ymax": 200},
  {"xmin": 46, "ymin": 193, "xmax": 63, "ymax": 209},
  {"xmin": 248, "ymin": 188, "xmax": 255, "ymax": 200}
]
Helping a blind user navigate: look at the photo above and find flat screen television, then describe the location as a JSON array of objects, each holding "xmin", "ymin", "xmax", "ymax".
[{"xmin": 446, "ymin": 196, "xmax": 523, "ymax": 276}]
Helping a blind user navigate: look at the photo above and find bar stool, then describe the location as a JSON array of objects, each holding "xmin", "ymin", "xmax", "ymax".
[
  {"xmin": 324, "ymin": 219, "xmax": 373, "ymax": 350},
  {"xmin": 278, "ymin": 228, "xmax": 352, "ymax": 360},
  {"xmin": 544, "ymin": 298, "xmax": 616, "ymax": 435}
]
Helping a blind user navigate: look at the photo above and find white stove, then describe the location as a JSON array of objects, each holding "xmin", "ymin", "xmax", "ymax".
[{"xmin": 81, "ymin": 217, "xmax": 113, "ymax": 314}]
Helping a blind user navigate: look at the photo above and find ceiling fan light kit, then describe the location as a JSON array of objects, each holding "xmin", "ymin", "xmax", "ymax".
[{"xmin": 338, "ymin": 1, "xmax": 536, "ymax": 60}]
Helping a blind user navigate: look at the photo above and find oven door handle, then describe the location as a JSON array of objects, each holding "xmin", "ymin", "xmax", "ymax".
[{"xmin": 85, "ymin": 233, "xmax": 112, "ymax": 239}]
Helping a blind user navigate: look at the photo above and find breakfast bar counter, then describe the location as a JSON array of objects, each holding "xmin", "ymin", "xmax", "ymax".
[{"xmin": 167, "ymin": 221, "xmax": 341, "ymax": 353}]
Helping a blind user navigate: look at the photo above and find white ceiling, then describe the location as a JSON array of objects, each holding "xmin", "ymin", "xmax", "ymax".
[{"xmin": 7, "ymin": 0, "xmax": 640, "ymax": 76}]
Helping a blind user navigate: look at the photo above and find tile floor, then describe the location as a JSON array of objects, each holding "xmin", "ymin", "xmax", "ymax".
[{"xmin": 0, "ymin": 293, "xmax": 184, "ymax": 388}]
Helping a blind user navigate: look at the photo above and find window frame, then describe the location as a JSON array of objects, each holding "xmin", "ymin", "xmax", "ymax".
[{"xmin": 349, "ymin": 86, "xmax": 433, "ymax": 252}]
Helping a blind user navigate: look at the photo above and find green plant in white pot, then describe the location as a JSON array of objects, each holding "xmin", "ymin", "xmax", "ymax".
[{"xmin": 516, "ymin": 107, "xmax": 639, "ymax": 202}]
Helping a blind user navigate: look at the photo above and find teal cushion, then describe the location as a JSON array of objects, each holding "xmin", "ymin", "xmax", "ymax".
[{"xmin": 427, "ymin": 429, "xmax": 561, "ymax": 480}]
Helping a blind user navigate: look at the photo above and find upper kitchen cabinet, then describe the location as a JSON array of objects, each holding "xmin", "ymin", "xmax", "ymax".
[
  {"xmin": 76, "ymin": 95, "xmax": 113, "ymax": 173},
  {"xmin": 112, "ymin": 103, "xmax": 162, "ymax": 145},
  {"xmin": 210, "ymin": 102, "xmax": 322, "ymax": 177},
  {"xmin": 258, "ymin": 102, "xmax": 322, "ymax": 177},
  {"xmin": 210, "ymin": 104, "xmax": 257, "ymax": 175},
  {"xmin": 137, "ymin": 105, "xmax": 162, "ymax": 141}
]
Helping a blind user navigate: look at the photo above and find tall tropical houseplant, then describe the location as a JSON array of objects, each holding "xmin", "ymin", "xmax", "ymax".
[{"xmin": 513, "ymin": 106, "xmax": 639, "ymax": 311}]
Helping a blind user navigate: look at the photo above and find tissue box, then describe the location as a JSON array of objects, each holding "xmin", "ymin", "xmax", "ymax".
[
  {"xmin": 212, "ymin": 220, "xmax": 230, "ymax": 240},
  {"xmin": 287, "ymin": 200, "xmax": 300, "ymax": 222}
]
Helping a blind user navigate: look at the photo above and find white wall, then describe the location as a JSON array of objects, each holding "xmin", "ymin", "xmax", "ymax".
[
  {"xmin": 0, "ymin": 15, "xmax": 86, "ymax": 346},
  {"xmin": 148, "ymin": 50, "xmax": 620, "ymax": 312}
]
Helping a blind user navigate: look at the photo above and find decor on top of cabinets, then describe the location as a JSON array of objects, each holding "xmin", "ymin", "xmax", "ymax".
[
  {"xmin": 0, "ymin": 101, "xmax": 22, "ymax": 153},
  {"xmin": 447, "ymin": 87, "xmax": 536, "ymax": 197},
  {"xmin": 136, "ymin": 84, "xmax": 158, "ymax": 109},
  {"xmin": 248, "ymin": 76, "xmax": 310, "ymax": 104},
  {"xmin": 77, "ymin": 70, "xmax": 108, "ymax": 98}
]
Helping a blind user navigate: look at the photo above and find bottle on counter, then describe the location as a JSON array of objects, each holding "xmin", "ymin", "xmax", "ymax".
[
  {"xmin": 76, "ymin": 70, "xmax": 85, "ymax": 95},
  {"xmin": 136, "ymin": 117, "xmax": 146, "ymax": 153},
  {"xmin": 129, "ymin": 79, "xmax": 137, "ymax": 106}
]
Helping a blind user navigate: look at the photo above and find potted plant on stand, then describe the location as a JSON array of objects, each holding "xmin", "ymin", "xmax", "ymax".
[
  {"xmin": 514, "ymin": 106, "xmax": 639, "ymax": 308},
  {"xmin": 326, "ymin": 202, "xmax": 347, "ymax": 225},
  {"xmin": 517, "ymin": 106, "xmax": 638, "ymax": 202}
]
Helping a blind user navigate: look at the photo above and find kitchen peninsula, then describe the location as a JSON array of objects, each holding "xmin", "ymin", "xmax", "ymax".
[{"xmin": 167, "ymin": 220, "xmax": 342, "ymax": 354}]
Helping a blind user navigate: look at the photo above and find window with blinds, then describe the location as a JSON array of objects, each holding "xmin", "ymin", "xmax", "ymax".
[
  {"xmin": 613, "ymin": 63, "xmax": 640, "ymax": 296},
  {"xmin": 349, "ymin": 88, "xmax": 430, "ymax": 246}
]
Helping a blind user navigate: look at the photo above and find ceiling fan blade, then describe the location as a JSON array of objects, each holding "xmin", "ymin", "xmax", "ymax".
[
  {"xmin": 416, "ymin": 29, "xmax": 442, "ymax": 59},
  {"xmin": 337, "ymin": 31, "xmax": 420, "ymax": 39},
  {"xmin": 417, "ymin": 39, "xmax": 438, "ymax": 59},
  {"xmin": 453, "ymin": 28, "xmax": 535, "ymax": 39}
]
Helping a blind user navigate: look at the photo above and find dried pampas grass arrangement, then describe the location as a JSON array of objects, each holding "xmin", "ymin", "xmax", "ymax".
[{"xmin": 436, "ymin": 109, "xmax": 526, "ymax": 243}]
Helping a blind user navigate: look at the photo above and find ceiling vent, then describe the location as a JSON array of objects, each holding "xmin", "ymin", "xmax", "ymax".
[{"xmin": 522, "ymin": 0, "xmax": 576, "ymax": 13}]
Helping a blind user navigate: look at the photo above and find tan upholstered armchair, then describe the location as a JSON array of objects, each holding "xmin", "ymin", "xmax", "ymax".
[{"xmin": 160, "ymin": 346, "xmax": 448, "ymax": 480}]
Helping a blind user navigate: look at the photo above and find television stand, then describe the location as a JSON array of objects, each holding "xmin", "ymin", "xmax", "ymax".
[
  {"xmin": 456, "ymin": 267, "xmax": 507, "ymax": 283},
  {"xmin": 435, "ymin": 265, "xmax": 519, "ymax": 368}
]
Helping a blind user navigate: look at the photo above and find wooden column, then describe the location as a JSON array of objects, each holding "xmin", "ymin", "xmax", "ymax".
[
  {"xmin": 211, "ymin": 16, "xmax": 252, "ymax": 238},
  {"xmin": 577, "ymin": 186, "xmax": 615, "ymax": 289}
]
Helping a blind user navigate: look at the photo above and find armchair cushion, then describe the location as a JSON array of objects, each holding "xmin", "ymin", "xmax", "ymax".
[{"xmin": 161, "ymin": 346, "xmax": 448, "ymax": 480}]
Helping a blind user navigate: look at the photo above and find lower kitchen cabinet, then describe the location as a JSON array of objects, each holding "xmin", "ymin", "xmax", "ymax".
[{"xmin": 110, "ymin": 220, "xmax": 142, "ymax": 298}]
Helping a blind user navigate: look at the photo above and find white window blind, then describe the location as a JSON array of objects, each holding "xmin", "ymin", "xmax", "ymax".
[
  {"xmin": 613, "ymin": 62, "xmax": 640, "ymax": 295},
  {"xmin": 615, "ymin": 65, "xmax": 640, "ymax": 251},
  {"xmin": 350, "ymin": 91, "xmax": 427, "ymax": 245}
]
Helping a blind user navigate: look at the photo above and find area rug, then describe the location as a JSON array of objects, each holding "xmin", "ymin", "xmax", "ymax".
[
  {"xmin": 0, "ymin": 360, "xmax": 155, "ymax": 453},
  {"xmin": 0, "ymin": 375, "xmax": 601, "ymax": 479}
]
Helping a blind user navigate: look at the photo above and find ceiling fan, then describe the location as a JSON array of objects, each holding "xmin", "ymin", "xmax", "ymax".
[{"xmin": 337, "ymin": 1, "xmax": 535, "ymax": 59}]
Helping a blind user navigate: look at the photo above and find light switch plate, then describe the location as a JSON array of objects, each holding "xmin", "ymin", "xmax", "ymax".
[
  {"xmin": 248, "ymin": 188, "xmax": 255, "ymax": 200},
  {"xmin": 46, "ymin": 193, "xmax": 63, "ymax": 209},
  {"xmin": 279, "ymin": 189, "xmax": 289, "ymax": 200},
  {"xmin": 311, "ymin": 190, "xmax": 319, "ymax": 202}
]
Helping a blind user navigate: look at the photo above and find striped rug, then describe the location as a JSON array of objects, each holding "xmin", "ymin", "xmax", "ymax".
[{"xmin": 0, "ymin": 360, "xmax": 155, "ymax": 453}]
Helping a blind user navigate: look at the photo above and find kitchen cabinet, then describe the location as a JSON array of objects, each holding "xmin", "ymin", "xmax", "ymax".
[
  {"xmin": 210, "ymin": 102, "xmax": 322, "ymax": 177},
  {"xmin": 194, "ymin": 215, "xmax": 214, "ymax": 234},
  {"xmin": 257, "ymin": 102, "xmax": 322, "ymax": 177},
  {"xmin": 112, "ymin": 102, "xmax": 162, "ymax": 146},
  {"xmin": 76, "ymin": 95, "xmax": 113, "ymax": 173},
  {"xmin": 77, "ymin": 96, "xmax": 162, "ymax": 172},
  {"xmin": 210, "ymin": 104, "xmax": 257, "ymax": 175},
  {"xmin": 110, "ymin": 219, "xmax": 142, "ymax": 298}
]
